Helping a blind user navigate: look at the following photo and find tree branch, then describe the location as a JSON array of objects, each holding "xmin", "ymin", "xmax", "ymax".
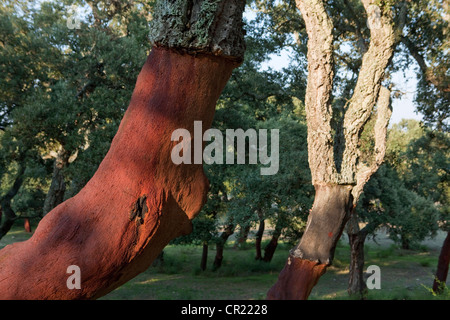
[
  {"xmin": 352, "ymin": 86, "xmax": 392, "ymax": 204},
  {"xmin": 400, "ymin": 35, "xmax": 450, "ymax": 93},
  {"xmin": 296, "ymin": 0, "xmax": 338, "ymax": 185},
  {"xmin": 340, "ymin": 0, "xmax": 396, "ymax": 184},
  {"xmin": 342, "ymin": 0, "xmax": 368, "ymax": 54}
]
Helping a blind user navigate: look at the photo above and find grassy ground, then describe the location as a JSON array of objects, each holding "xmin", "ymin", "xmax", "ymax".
[{"xmin": 1, "ymin": 223, "xmax": 448, "ymax": 300}]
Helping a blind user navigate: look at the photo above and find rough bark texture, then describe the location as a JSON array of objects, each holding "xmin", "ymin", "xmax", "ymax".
[
  {"xmin": 295, "ymin": 0, "xmax": 337, "ymax": 185},
  {"xmin": 149, "ymin": 0, "xmax": 246, "ymax": 62},
  {"xmin": 352, "ymin": 85, "xmax": 392, "ymax": 203},
  {"xmin": 341, "ymin": 1, "xmax": 396, "ymax": 185},
  {"xmin": 0, "ymin": 47, "xmax": 240, "ymax": 299},
  {"xmin": 433, "ymin": 230, "xmax": 450, "ymax": 294},
  {"xmin": 267, "ymin": 0, "xmax": 397, "ymax": 300}
]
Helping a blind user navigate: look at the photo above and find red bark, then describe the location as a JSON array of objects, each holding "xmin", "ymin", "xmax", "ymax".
[
  {"xmin": 266, "ymin": 255, "xmax": 327, "ymax": 300},
  {"xmin": 266, "ymin": 184, "xmax": 352, "ymax": 299},
  {"xmin": 433, "ymin": 230, "xmax": 450, "ymax": 294},
  {"xmin": 24, "ymin": 218, "xmax": 32, "ymax": 233},
  {"xmin": 0, "ymin": 47, "xmax": 238, "ymax": 299}
]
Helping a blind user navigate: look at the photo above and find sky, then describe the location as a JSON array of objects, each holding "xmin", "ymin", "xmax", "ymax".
[{"xmin": 261, "ymin": 51, "xmax": 423, "ymax": 126}]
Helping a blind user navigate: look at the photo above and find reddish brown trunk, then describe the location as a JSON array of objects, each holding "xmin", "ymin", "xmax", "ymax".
[
  {"xmin": 433, "ymin": 230, "xmax": 450, "ymax": 294},
  {"xmin": 24, "ymin": 218, "xmax": 32, "ymax": 233},
  {"xmin": 263, "ymin": 217, "xmax": 283, "ymax": 263},
  {"xmin": 267, "ymin": 255, "xmax": 327, "ymax": 300},
  {"xmin": 263, "ymin": 234, "xmax": 279, "ymax": 262},
  {"xmin": 0, "ymin": 47, "xmax": 238, "ymax": 299},
  {"xmin": 267, "ymin": 184, "xmax": 352, "ymax": 299}
]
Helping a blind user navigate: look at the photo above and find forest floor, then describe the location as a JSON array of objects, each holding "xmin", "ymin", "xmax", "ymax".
[{"xmin": 0, "ymin": 223, "xmax": 448, "ymax": 300}]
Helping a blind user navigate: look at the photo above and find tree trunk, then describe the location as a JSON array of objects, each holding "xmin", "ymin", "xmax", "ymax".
[
  {"xmin": 401, "ymin": 236, "xmax": 411, "ymax": 250},
  {"xmin": 263, "ymin": 217, "xmax": 283, "ymax": 262},
  {"xmin": 263, "ymin": 233, "xmax": 279, "ymax": 262},
  {"xmin": 0, "ymin": 165, "xmax": 25, "ymax": 240},
  {"xmin": 213, "ymin": 223, "xmax": 234, "ymax": 270},
  {"xmin": 255, "ymin": 218, "xmax": 265, "ymax": 260},
  {"xmin": 24, "ymin": 218, "xmax": 32, "ymax": 233},
  {"xmin": 267, "ymin": 0, "xmax": 396, "ymax": 300},
  {"xmin": 201, "ymin": 242, "xmax": 208, "ymax": 271},
  {"xmin": 433, "ymin": 230, "xmax": 450, "ymax": 294},
  {"xmin": 43, "ymin": 146, "xmax": 70, "ymax": 216},
  {"xmin": 267, "ymin": 184, "xmax": 353, "ymax": 299},
  {"xmin": 347, "ymin": 212, "xmax": 368, "ymax": 299},
  {"xmin": 0, "ymin": 0, "xmax": 245, "ymax": 299}
]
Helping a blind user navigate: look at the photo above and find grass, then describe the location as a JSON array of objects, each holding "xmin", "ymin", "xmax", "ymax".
[{"xmin": 0, "ymin": 223, "xmax": 448, "ymax": 300}]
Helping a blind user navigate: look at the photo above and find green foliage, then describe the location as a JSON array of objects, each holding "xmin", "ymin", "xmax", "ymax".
[
  {"xmin": 0, "ymin": 0, "xmax": 153, "ymax": 217},
  {"xmin": 358, "ymin": 120, "xmax": 446, "ymax": 249}
]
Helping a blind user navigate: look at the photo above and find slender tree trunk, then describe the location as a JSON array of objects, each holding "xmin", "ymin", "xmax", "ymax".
[
  {"xmin": 347, "ymin": 211, "xmax": 368, "ymax": 299},
  {"xmin": 213, "ymin": 223, "xmax": 235, "ymax": 270},
  {"xmin": 263, "ymin": 234, "xmax": 279, "ymax": 263},
  {"xmin": 255, "ymin": 218, "xmax": 265, "ymax": 260},
  {"xmin": 201, "ymin": 242, "xmax": 208, "ymax": 271},
  {"xmin": 263, "ymin": 216, "xmax": 283, "ymax": 262},
  {"xmin": 433, "ymin": 230, "xmax": 450, "ymax": 294},
  {"xmin": 0, "ymin": 165, "xmax": 25, "ymax": 240},
  {"xmin": 43, "ymin": 146, "xmax": 70, "ymax": 216},
  {"xmin": 0, "ymin": 0, "xmax": 245, "ymax": 299},
  {"xmin": 401, "ymin": 236, "xmax": 411, "ymax": 250},
  {"xmin": 24, "ymin": 218, "xmax": 32, "ymax": 233}
]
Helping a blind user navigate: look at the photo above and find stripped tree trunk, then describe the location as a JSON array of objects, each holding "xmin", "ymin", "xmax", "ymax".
[
  {"xmin": 433, "ymin": 230, "xmax": 450, "ymax": 294},
  {"xmin": 24, "ymin": 218, "xmax": 32, "ymax": 233},
  {"xmin": 0, "ymin": 0, "xmax": 245, "ymax": 299},
  {"xmin": 263, "ymin": 216, "xmax": 283, "ymax": 262},
  {"xmin": 267, "ymin": 0, "xmax": 396, "ymax": 299}
]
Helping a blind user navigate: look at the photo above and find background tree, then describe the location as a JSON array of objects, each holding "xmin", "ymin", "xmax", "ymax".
[{"xmin": 346, "ymin": 119, "xmax": 447, "ymax": 297}]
